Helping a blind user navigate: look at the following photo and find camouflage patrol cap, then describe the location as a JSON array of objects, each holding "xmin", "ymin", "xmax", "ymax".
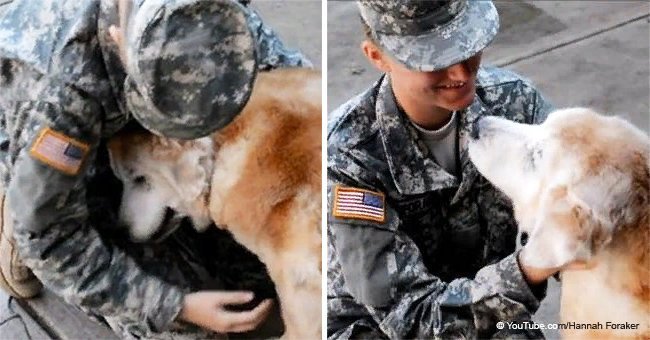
[
  {"xmin": 124, "ymin": 0, "xmax": 257, "ymax": 139},
  {"xmin": 358, "ymin": 0, "xmax": 499, "ymax": 72}
]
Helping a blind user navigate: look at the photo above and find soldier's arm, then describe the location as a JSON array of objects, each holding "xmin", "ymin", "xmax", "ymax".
[
  {"xmin": 327, "ymin": 172, "xmax": 546, "ymax": 339},
  {"xmin": 240, "ymin": 4, "xmax": 313, "ymax": 69},
  {"xmin": 515, "ymin": 79, "xmax": 554, "ymax": 124},
  {"xmin": 531, "ymin": 87, "xmax": 554, "ymax": 124},
  {"xmin": 7, "ymin": 89, "xmax": 185, "ymax": 333}
]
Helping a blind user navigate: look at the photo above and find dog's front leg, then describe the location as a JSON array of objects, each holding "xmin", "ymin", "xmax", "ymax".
[{"xmin": 265, "ymin": 253, "xmax": 321, "ymax": 340}]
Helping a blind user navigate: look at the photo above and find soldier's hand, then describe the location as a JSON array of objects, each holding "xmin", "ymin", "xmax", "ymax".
[{"xmin": 178, "ymin": 291, "xmax": 273, "ymax": 333}]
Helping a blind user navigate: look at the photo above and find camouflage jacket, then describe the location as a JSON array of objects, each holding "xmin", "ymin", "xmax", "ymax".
[
  {"xmin": 327, "ymin": 66, "xmax": 554, "ymax": 339},
  {"xmin": 0, "ymin": 0, "xmax": 309, "ymax": 333}
]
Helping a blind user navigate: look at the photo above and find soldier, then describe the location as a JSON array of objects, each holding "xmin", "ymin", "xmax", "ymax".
[
  {"xmin": 327, "ymin": 1, "xmax": 561, "ymax": 339},
  {"xmin": 0, "ymin": 0, "xmax": 311, "ymax": 338}
]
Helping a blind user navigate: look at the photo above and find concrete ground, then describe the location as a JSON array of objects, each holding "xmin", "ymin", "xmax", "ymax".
[
  {"xmin": 0, "ymin": 1, "xmax": 321, "ymax": 339},
  {"xmin": 328, "ymin": 1, "xmax": 649, "ymax": 339},
  {"xmin": 0, "ymin": 292, "xmax": 52, "ymax": 340},
  {"xmin": 253, "ymin": 0, "xmax": 322, "ymax": 67}
]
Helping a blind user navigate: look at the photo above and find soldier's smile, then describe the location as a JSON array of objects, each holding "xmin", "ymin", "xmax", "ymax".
[
  {"xmin": 435, "ymin": 81, "xmax": 467, "ymax": 90},
  {"xmin": 433, "ymin": 79, "xmax": 475, "ymax": 103}
]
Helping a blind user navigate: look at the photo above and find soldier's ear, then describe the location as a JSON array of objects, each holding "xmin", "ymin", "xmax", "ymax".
[
  {"xmin": 110, "ymin": 0, "xmax": 133, "ymax": 64},
  {"xmin": 108, "ymin": 25, "xmax": 127, "ymax": 64},
  {"xmin": 108, "ymin": 25, "xmax": 121, "ymax": 45},
  {"xmin": 361, "ymin": 40, "xmax": 391, "ymax": 73}
]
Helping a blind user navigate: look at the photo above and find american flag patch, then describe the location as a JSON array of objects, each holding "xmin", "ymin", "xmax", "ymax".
[
  {"xmin": 333, "ymin": 185, "xmax": 385, "ymax": 223},
  {"xmin": 30, "ymin": 127, "xmax": 90, "ymax": 176}
]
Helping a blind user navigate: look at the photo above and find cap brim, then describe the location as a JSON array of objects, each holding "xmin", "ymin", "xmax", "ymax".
[
  {"xmin": 375, "ymin": 1, "xmax": 499, "ymax": 72},
  {"xmin": 127, "ymin": 0, "xmax": 257, "ymax": 140}
]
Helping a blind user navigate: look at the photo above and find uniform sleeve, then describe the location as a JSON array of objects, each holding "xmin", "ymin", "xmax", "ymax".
[
  {"xmin": 327, "ymin": 170, "xmax": 545, "ymax": 339},
  {"xmin": 241, "ymin": 5, "xmax": 313, "ymax": 69},
  {"xmin": 529, "ymin": 85, "xmax": 555, "ymax": 124},
  {"xmin": 7, "ymin": 90, "xmax": 185, "ymax": 333}
]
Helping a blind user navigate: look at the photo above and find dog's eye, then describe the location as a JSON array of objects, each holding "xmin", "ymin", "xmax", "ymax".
[{"xmin": 133, "ymin": 176, "xmax": 147, "ymax": 185}]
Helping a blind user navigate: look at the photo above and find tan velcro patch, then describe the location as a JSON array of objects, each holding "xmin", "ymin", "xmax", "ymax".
[
  {"xmin": 29, "ymin": 127, "xmax": 90, "ymax": 176},
  {"xmin": 333, "ymin": 185, "xmax": 385, "ymax": 223}
]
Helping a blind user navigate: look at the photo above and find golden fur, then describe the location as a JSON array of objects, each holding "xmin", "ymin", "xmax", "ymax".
[
  {"xmin": 468, "ymin": 108, "xmax": 649, "ymax": 339},
  {"xmin": 550, "ymin": 111, "xmax": 649, "ymax": 339},
  {"xmin": 108, "ymin": 68, "xmax": 322, "ymax": 339}
]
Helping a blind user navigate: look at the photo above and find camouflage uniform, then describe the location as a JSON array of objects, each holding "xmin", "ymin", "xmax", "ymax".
[
  {"xmin": 327, "ymin": 66, "xmax": 554, "ymax": 340},
  {"xmin": 0, "ymin": 0, "xmax": 310, "ymax": 338}
]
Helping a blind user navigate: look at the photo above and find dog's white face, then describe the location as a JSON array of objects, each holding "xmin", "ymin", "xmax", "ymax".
[
  {"xmin": 107, "ymin": 132, "xmax": 214, "ymax": 242},
  {"xmin": 468, "ymin": 108, "xmax": 649, "ymax": 269}
]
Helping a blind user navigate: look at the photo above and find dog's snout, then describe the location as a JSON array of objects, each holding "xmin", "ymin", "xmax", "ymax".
[{"xmin": 471, "ymin": 117, "xmax": 483, "ymax": 140}]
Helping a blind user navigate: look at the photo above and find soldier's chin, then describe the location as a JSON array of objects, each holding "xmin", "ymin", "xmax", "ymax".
[{"xmin": 440, "ymin": 88, "xmax": 476, "ymax": 111}]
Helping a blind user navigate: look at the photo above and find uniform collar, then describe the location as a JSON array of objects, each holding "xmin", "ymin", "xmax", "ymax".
[{"xmin": 376, "ymin": 75, "xmax": 485, "ymax": 201}]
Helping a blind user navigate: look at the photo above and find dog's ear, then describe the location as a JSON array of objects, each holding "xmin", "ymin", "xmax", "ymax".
[
  {"xmin": 106, "ymin": 140, "xmax": 124, "ymax": 178},
  {"xmin": 172, "ymin": 153, "xmax": 206, "ymax": 200},
  {"xmin": 169, "ymin": 138, "xmax": 214, "ymax": 202},
  {"xmin": 166, "ymin": 139, "xmax": 214, "ymax": 231},
  {"xmin": 566, "ymin": 186, "xmax": 614, "ymax": 256},
  {"xmin": 519, "ymin": 185, "xmax": 613, "ymax": 269}
]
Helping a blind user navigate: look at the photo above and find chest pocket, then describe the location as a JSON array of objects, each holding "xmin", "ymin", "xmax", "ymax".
[
  {"xmin": 395, "ymin": 190, "xmax": 485, "ymax": 280},
  {"xmin": 444, "ymin": 200, "xmax": 482, "ymax": 254},
  {"xmin": 393, "ymin": 192, "xmax": 448, "ymax": 271}
]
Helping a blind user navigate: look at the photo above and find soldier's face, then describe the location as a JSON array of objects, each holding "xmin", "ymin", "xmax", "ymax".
[{"xmin": 389, "ymin": 52, "xmax": 482, "ymax": 112}]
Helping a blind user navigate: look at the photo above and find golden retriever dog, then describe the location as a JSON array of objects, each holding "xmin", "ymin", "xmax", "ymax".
[
  {"xmin": 468, "ymin": 108, "xmax": 649, "ymax": 339},
  {"xmin": 108, "ymin": 68, "xmax": 322, "ymax": 339}
]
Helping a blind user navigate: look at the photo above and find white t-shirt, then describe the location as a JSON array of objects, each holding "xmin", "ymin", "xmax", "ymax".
[{"xmin": 411, "ymin": 111, "xmax": 458, "ymax": 176}]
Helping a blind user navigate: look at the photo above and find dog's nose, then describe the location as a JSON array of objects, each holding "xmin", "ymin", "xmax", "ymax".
[
  {"xmin": 519, "ymin": 232, "xmax": 529, "ymax": 246},
  {"xmin": 470, "ymin": 117, "xmax": 483, "ymax": 140}
]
